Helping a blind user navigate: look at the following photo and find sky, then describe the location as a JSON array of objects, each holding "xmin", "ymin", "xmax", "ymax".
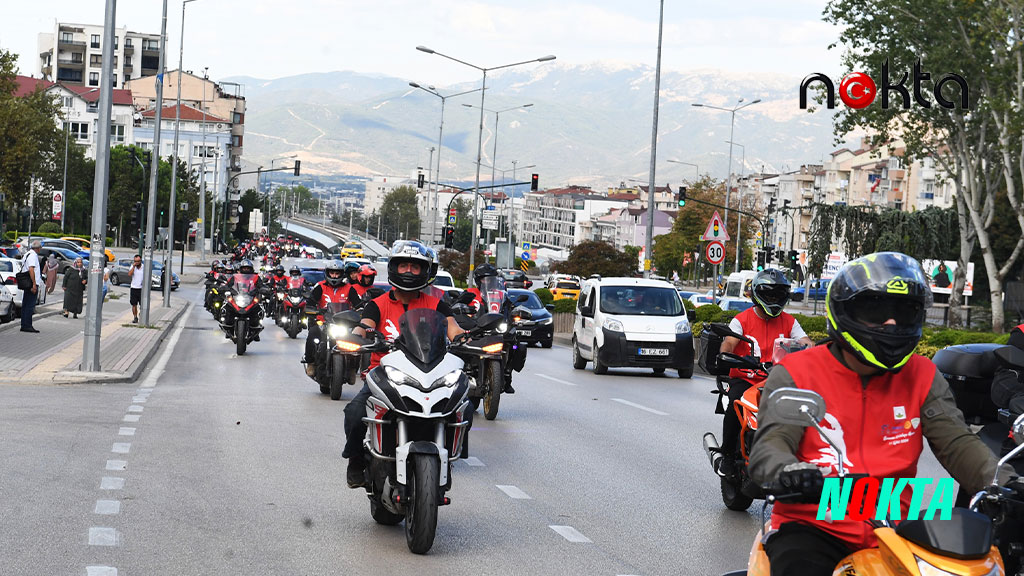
[{"xmin": 0, "ymin": 0, "xmax": 843, "ymax": 87}]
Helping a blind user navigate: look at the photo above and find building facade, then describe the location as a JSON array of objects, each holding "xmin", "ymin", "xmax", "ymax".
[{"xmin": 38, "ymin": 22, "xmax": 161, "ymax": 88}]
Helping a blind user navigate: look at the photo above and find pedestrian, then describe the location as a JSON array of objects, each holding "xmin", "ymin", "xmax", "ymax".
[
  {"xmin": 102, "ymin": 266, "xmax": 110, "ymax": 302},
  {"xmin": 20, "ymin": 240, "xmax": 42, "ymax": 333},
  {"xmin": 129, "ymin": 254, "xmax": 144, "ymax": 323},
  {"xmin": 44, "ymin": 253, "xmax": 59, "ymax": 295},
  {"xmin": 62, "ymin": 257, "xmax": 86, "ymax": 319}
]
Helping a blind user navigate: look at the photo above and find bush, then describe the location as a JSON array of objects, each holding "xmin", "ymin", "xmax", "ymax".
[
  {"xmin": 695, "ymin": 304, "xmax": 723, "ymax": 323},
  {"xmin": 683, "ymin": 298, "xmax": 695, "ymax": 311},
  {"xmin": 36, "ymin": 222, "xmax": 62, "ymax": 235},
  {"xmin": 535, "ymin": 288, "xmax": 554, "ymax": 305},
  {"xmin": 791, "ymin": 313, "xmax": 827, "ymax": 334},
  {"xmin": 552, "ymin": 298, "xmax": 578, "ymax": 313}
]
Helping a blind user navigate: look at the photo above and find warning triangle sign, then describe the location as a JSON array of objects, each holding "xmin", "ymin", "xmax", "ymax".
[{"xmin": 700, "ymin": 210, "xmax": 730, "ymax": 241}]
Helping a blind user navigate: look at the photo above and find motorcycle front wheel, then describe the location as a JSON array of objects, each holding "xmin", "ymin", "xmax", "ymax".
[
  {"xmin": 721, "ymin": 476, "xmax": 753, "ymax": 511},
  {"xmin": 483, "ymin": 359, "xmax": 502, "ymax": 421},
  {"xmin": 405, "ymin": 454, "xmax": 439, "ymax": 554},
  {"xmin": 287, "ymin": 314, "xmax": 299, "ymax": 338},
  {"xmin": 330, "ymin": 355, "xmax": 345, "ymax": 401},
  {"xmin": 235, "ymin": 318, "xmax": 248, "ymax": 356}
]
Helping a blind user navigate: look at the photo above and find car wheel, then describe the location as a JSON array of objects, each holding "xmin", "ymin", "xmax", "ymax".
[
  {"xmin": 571, "ymin": 338, "xmax": 587, "ymax": 369},
  {"xmin": 678, "ymin": 363, "xmax": 694, "ymax": 379},
  {"xmin": 541, "ymin": 338, "xmax": 553, "ymax": 349},
  {"xmin": 110, "ymin": 273, "xmax": 120, "ymax": 286},
  {"xmin": 592, "ymin": 341, "xmax": 608, "ymax": 375}
]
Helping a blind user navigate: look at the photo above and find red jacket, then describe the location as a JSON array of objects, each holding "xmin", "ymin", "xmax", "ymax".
[
  {"xmin": 729, "ymin": 308, "xmax": 796, "ymax": 384},
  {"xmin": 770, "ymin": 345, "xmax": 936, "ymax": 549},
  {"xmin": 316, "ymin": 281, "xmax": 350, "ymax": 308},
  {"xmin": 367, "ymin": 291, "xmax": 443, "ymax": 371}
]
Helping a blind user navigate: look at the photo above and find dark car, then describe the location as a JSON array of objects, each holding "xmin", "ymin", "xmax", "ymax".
[
  {"xmin": 500, "ymin": 269, "xmax": 534, "ymax": 289},
  {"xmin": 0, "ymin": 246, "xmax": 22, "ymax": 259},
  {"xmin": 508, "ymin": 288, "xmax": 554, "ymax": 348},
  {"xmin": 38, "ymin": 246, "xmax": 89, "ymax": 275},
  {"xmin": 39, "ymin": 238, "xmax": 91, "ymax": 260}
]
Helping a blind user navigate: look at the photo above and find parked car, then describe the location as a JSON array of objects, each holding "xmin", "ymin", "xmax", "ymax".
[
  {"xmin": 508, "ymin": 288, "xmax": 554, "ymax": 348},
  {"xmin": 791, "ymin": 278, "xmax": 831, "ymax": 302},
  {"xmin": 500, "ymin": 269, "xmax": 533, "ymax": 289},
  {"xmin": 39, "ymin": 238, "xmax": 91, "ymax": 260},
  {"xmin": 60, "ymin": 236, "xmax": 115, "ymax": 264},
  {"xmin": 550, "ymin": 279, "xmax": 581, "ymax": 300},
  {"xmin": 688, "ymin": 293, "xmax": 716, "ymax": 308},
  {"xmin": 0, "ymin": 246, "xmax": 22, "ymax": 259},
  {"xmin": 0, "ymin": 258, "xmax": 25, "ymax": 312},
  {"xmin": 720, "ymin": 299, "xmax": 754, "ymax": 312},
  {"xmin": 38, "ymin": 246, "xmax": 89, "ymax": 275},
  {"xmin": 545, "ymin": 273, "xmax": 576, "ymax": 289},
  {"xmin": 430, "ymin": 270, "xmax": 463, "ymax": 299},
  {"xmin": 571, "ymin": 277, "xmax": 693, "ymax": 377},
  {"xmin": 109, "ymin": 258, "xmax": 179, "ymax": 290},
  {"xmin": 0, "ymin": 283, "xmax": 15, "ymax": 323}
]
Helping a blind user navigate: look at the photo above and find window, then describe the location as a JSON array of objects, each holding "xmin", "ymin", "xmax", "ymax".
[
  {"xmin": 114, "ymin": 36, "xmax": 118, "ymax": 49},
  {"xmin": 231, "ymin": 135, "xmax": 242, "ymax": 147},
  {"xmin": 124, "ymin": 38, "xmax": 132, "ymax": 48},
  {"xmin": 110, "ymin": 124, "xmax": 125, "ymax": 143},
  {"xmin": 142, "ymin": 39, "xmax": 159, "ymax": 51},
  {"xmin": 125, "ymin": 56, "xmax": 132, "ymax": 67},
  {"xmin": 112, "ymin": 74, "xmax": 117, "ymax": 88},
  {"xmin": 91, "ymin": 34, "xmax": 100, "ymax": 48},
  {"xmin": 599, "ymin": 286, "xmax": 682, "ymax": 317},
  {"xmin": 60, "ymin": 32, "xmax": 74, "ymax": 43},
  {"xmin": 66, "ymin": 122, "xmax": 89, "ymax": 140},
  {"xmin": 89, "ymin": 72, "xmax": 99, "ymax": 86},
  {"xmin": 90, "ymin": 54, "xmax": 102, "ymax": 67},
  {"xmin": 62, "ymin": 96, "xmax": 73, "ymax": 108},
  {"xmin": 232, "ymin": 111, "xmax": 243, "ymax": 124},
  {"xmin": 193, "ymin": 145, "xmax": 215, "ymax": 158},
  {"xmin": 57, "ymin": 69, "xmax": 83, "ymax": 82},
  {"xmin": 71, "ymin": 53, "xmax": 83, "ymax": 63}
]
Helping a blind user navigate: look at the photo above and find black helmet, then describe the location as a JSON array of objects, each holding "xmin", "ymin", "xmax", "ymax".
[
  {"xmin": 289, "ymin": 266, "xmax": 302, "ymax": 277},
  {"xmin": 751, "ymin": 269, "xmax": 791, "ymax": 318},
  {"xmin": 357, "ymin": 264, "xmax": 377, "ymax": 287},
  {"xmin": 239, "ymin": 259, "xmax": 255, "ymax": 275},
  {"xmin": 826, "ymin": 252, "xmax": 932, "ymax": 372},
  {"xmin": 274, "ymin": 265, "xmax": 284, "ymax": 276},
  {"xmin": 387, "ymin": 241, "xmax": 435, "ymax": 292},
  {"xmin": 325, "ymin": 262, "xmax": 345, "ymax": 288},
  {"xmin": 344, "ymin": 261, "xmax": 361, "ymax": 280},
  {"xmin": 473, "ymin": 263, "xmax": 499, "ymax": 285}
]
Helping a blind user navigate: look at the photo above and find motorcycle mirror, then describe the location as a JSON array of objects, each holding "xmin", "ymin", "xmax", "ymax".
[
  {"xmin": 513, "ymin": 307, "xmax": 533, "ymax": 321},
  {"xmin": 475, "ymin": 312, "xmax": 504, "ymax": 331},
  {"xmin": 995, "ymin": 346, "xmax": 1024, "ymax": 370},
  {"xmin": 768, "ymin": 387, "xmax": 826, "ymax": 427},
  {"xmin": 715, "ymin": 352, "xmax": 756, "ymax": 371},
  {"xmin": 514, "ymin": 294, "xmax": 529, "ymax": 304},
  {"xmin": 708, "ymin": 322, "xmax": 752, "ymax": 344},
  {"xmin": 456, "ymin": 290, "xmax": 476, "ymax": 304},
  {"xmin": 335, "ymin": 309, "xmax": 362, "ymax": 325}
]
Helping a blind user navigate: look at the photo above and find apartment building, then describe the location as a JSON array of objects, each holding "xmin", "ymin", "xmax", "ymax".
[
  {"xmin": 520, "ymin": 186, "xmax": 631, "ymax": 250},
  {"xmin": 38, "ymin": 22, "xmax": 161, "ymax": 88},
  {"xmin": 580, "ymin": 207, "xmax": 675, "ymax": 250}
]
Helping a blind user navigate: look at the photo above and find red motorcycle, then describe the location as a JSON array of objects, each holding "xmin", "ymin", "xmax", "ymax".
[
  {"xmin": 278, "ymin": 276, "xmax": 308, "ymax": 339},
  {"xmin": 219, "ymin": 273, "xmax": 264, "ymax": 356}
]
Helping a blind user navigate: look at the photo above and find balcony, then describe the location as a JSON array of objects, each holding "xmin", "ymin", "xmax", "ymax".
[
  {"xmin": 123, "ymin": 44, "xmax": 134, "ymax": 55},
  {"xmin": 123, "ymin": 64, "xmax": 133, "ymax": 74},
  {"xmin": 58, "ymin": 37, "xmax": 86, "ymax": 49},
  {"xmin": 56, "ymin": 59, "xmax": 85, "ymax": 70}
]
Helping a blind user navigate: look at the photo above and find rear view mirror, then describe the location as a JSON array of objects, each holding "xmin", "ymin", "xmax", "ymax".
[
  {"xmin": 513, "ymin": 307, "xmax": 533, "ymax": 321},
  {"xmin": 579, "ymin": 305, "xmax": 593, "ymax": 317},
  {"xmin": 686, "ymin": 309, "xmax": 696, "ymax": 323},
  {"xmin": 715, "ymin": 352, "xmax": 756, "ymax": 371},
  {"xmin": 545, "ymin": 304, "xmax": 555, "ymax": 311},
  {"xmin": 458, "ymin": 291, "xmax": 476, "ymax": 304},
  {"xmin": 515, "ymin": 294, "xmax": 529, "ymax": 304},
  {"xmin": 768, "ymin": 387, "xmax": 826, "ymax": 427},
  {"xmin": 525, "ymin": 280, "xmax": 533, "ymax": 288},
  {"xmin": 475, "ymin": 312, "xmax": 504, "ymax": 332}
]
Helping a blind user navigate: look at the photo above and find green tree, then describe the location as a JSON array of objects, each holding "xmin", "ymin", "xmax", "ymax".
[
  {"xmin": 560, "ymin": 240, "xmax": 635, "ymax": 278},
  {"xmin": 377, "ymin": 185, "xmax": 422, "ymax": 244}
]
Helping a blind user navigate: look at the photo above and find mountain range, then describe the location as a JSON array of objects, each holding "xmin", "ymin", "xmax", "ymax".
[{"xmin": 225, "ymin": 62, "xmax": 847, "ymax": 192}]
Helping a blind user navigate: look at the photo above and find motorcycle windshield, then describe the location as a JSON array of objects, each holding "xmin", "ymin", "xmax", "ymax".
[
  {"xmin": 772, "ymin": 337, "xmax": 808, "ymax": 364},
  {"xmin": 232, "ymin": 274, "xmax": 258, "ymax": 295},
  {"xmin": 286, "ymin": 277, "xmax": 305, "ymax": 289},
  {"xmin": 323, "ymin": 301, "xmax": 351, "ymax": 315},
  {"xmin": 397, "ymin": 308, "xmax": 449, "ymax": 369},
  {"xmin": 478, "ymin": 275, "xmax": 507, "ymax": 315}
]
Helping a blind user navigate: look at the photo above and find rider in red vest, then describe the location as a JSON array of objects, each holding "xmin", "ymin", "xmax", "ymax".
[
  {"xmin": 717, "ymin": 269, "xmax": 812, "ymax": 476},
  {"xmin": 346, "ymin": 264, "xmax": 377, "ymax": 306},
  {"xmin": 342, "ymin": 241, "xmax": 464, "ymax": 488},
  {"xmin": 303, "ymin": 261, "xmax": 350, "ymax": 376},
  {"xmin": 749, "ymin": 252, "xmax": 1015, "ymax": 576}
]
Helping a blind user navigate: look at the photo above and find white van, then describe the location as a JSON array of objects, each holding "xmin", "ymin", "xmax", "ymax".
[{"xmin": 571, "ymin": 277, "xmax": 693, "ymax": 378}]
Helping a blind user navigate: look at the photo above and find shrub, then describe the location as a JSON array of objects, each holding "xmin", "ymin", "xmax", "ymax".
[
  {"xmin": 695, "ymin": 304, "xmax": 723, "ymax": 323},
  {"xmin": 535, "ymin": 288, "xmax": 554, "ymax": 305},
  {"xmin": 791, "ymin": 313, "xmax": 827, "ymax": 334},
  {"xmin": 552, "ymin": 298, "xmax": 578, "ymax": 314},
  {"xmin": 36, "ymin": 222, "xmax": 62, "ymax": 235},
  {"xmin": 683, "ymin": 298, "xmax": 695, "ymax": 311}
]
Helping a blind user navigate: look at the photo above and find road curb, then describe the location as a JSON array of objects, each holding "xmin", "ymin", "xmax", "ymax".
[{"xmin": 124, "ymin": 301, "xmax": 191, "ymax": 383}]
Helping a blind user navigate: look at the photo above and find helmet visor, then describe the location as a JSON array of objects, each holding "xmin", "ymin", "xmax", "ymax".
[
  {"xmin": 754, "ymin": 285, "xmax": 790, "ymax": 306},
  {"xmin": 326, "ymin": 270, "xmax": 342, "ymax": 279},
  {"xmin": 830, "ymin": 252, "xmax": 933, "ymax": 307},
  {"xmin": 845, "ymin": 294, "xmax": 925, "ymax": 328}
]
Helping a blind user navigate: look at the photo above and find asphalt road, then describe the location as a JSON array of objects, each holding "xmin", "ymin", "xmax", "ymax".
[{"xmin": 0, "ymin": 283, "xmax": 949, "ymax": 576}]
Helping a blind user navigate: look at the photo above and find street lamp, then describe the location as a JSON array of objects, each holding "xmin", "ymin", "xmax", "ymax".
[
  {"xmin": 408, "ymin": 82, "xmax": 482, "ymax": 247},
  {"xmin": 724, "ymin": 140, "xmax": 747, "ymax": 271},
  {"xmin": 666, "ymin": 159, "xmax": 699, "ymax": 182},
  {"xmin": 416, "ymin": 45, "xmax": 555, "ymax": 285},
  {"xmin": 692, "ymin": 97, "xmax": 761, "ymax": 272}
]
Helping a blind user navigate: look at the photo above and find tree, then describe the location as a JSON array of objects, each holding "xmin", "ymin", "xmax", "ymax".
[
  {"xmin": 560, "ymin": 240, "xmax": 635, "ymax": 278},
  {"xmin": 378, "ymin": 185, "xmax": 422, "ymax": 244}
]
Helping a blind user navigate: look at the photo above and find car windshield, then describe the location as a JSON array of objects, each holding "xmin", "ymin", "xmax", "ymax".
[
  {"xmin": 433, "ymin": 275, "xmax": 453, "ymax": 287},
  {"xmin": 556, "ymin": 281, "xmax": 579, "ymax": 290},
  {"xmin": 302, "ymin": 271, "xmax": 325, "ymax": 285},
  {"xmin": 0, "ymin": 261, "xmax": 13, "ymax": 272},
  {"xmin": 727, "ymin": 301, "xmax": 754, "ymax": 312},
  {"xmin": 599, "ymin": 286, "xmax": 683, "ymax": 316}
]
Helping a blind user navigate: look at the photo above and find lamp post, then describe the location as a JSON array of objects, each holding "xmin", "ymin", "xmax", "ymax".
[
  {"xmin": 416, "ymin": 46, "xmax": 555, "ymax": 286},
  {"xmin": 198, "ymin": 66, "xmax": 208, "ymax": 260},
  {"xmin": 408, "ymin": 82, "xmax": 482, "ymax": 247},
  {"xmin": 481, "ymin": 161, "xmax": 535, "ymax": 267},
  {"xmin": 141, "ymin": 0, "xmax": 168, "ymax": 326},
  {"xmin": 691, "ymin": 97, "xmax": 761, "ymax": 272},
  {"xmin": 667, "ymin": 159, "xmax": 699, "ymax": 183},
  {"xmin": 643, "ymin": 0, "xmax": 666, "ymax": 279},
  {"xmin": 724, "ymin": 140, "xmax": 746, "ymax": 271}
]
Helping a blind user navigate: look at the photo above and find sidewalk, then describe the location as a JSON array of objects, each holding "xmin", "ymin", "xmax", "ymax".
[{"xmin": 0, "ymin": 288, "xmax": 189, "ymax": 385}]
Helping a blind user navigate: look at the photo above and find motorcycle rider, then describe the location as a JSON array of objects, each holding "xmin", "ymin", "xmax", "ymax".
[
  {"xmin": 270, "ymin": 264, "xmax": 288, "ymax": 289},
  {"xmin": 716, "ymin": 269, "xmax": 812, "ymax": 476},
  {"xmin": 460, "ymin": 263, "xmax": 516, "ymax": 394},
  {"xmin": 748, "ymin": 252, "xmax": 1016, "ymax": 576},
  {"xmin": 346, "ymin": 264, "xmax": 377, "ymax": 306},
  {"xmin": 222, "ymin": 259, "xmax": 265, "ymax": 341},
  {"xmin": 342, "ymin": 240, "xmax": 465, "ymax": 488},
  {"xmin": 302, "ymin": 261, "xmax": 350, "ymax": 377}
]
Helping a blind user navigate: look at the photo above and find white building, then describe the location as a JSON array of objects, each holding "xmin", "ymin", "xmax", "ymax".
[
  {"xmin": 364, "ymin": 175, "xmax": 415, "ymax": 215},
  {"xmin": 520, "ymin": 187, "xmax": 632, "ymax": 250},
  {"xmin": 38, "ymin": 22, "xmax": 161, "ymax": 88}
]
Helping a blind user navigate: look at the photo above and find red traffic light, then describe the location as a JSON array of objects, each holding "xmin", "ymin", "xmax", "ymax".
[{"xmin": 530, "ymin": 174, "xmax": 539, "ymax": 191}]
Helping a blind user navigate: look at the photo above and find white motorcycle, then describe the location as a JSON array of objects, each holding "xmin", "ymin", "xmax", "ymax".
[{"xmin": 352, "ymin": 307, "xmax": 503, "ymax": 554}]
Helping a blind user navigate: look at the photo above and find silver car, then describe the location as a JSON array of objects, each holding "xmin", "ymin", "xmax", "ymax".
[
  {"xmin": 109, "ymin": 258, "xmax": 180, "ymax": 290},
  {"xmin": 0, "ymin": 283, "xmax": 15, "ymax": 323}
]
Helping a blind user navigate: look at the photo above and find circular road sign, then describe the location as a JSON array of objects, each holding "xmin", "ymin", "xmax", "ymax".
[{"xmin": 705, "ymin": 241, "xmax": 725, "ymax": 265}]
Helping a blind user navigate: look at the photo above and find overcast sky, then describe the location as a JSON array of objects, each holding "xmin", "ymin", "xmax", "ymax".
[{"xmin": 1, "ymin": 0, "xmax": 842, "ymax": 86}]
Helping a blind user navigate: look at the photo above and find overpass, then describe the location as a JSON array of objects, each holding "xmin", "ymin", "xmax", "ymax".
[{"xmin": 282, "ymin": 215, "xmax": 389, "ymax": 258}]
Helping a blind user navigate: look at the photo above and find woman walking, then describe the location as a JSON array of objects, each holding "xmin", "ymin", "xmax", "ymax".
[
  {"xmin": 44, "ymin": 253, "xmax": 59, "ymax": 295},
  {"xmin": 63, "ymin": 257, "xmax": 87, "ymax": 319}
]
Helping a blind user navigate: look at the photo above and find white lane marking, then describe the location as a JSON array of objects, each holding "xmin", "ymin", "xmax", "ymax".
[
  {"xmin": 94, "ymin": 500, "xmax": 120, "ymax": 515},
  {"xmin": 496, "ymin": 485, "xmax": 532, "ymax": 499},
  {"xmin": 122, "ymin": 414, "xmax": 140, "ymax": 423},
  {"xmin": 549, "ymin": 525, "xmax": 592, "ymax": 543},
  {"xmin": 111, "ymin": 443, "xmax": 131, "ymax": 454},
  {"xmin": 86, "ymin": 568, "xmax": 118, "ymax": 576},
  {"xmin": 88, "ymin": 527, "xmax": 119, "ymax": 546},
  {"xmin": 610, "ymin": 398, "xmax": 669, "ymax": 416},
  {"xmin": 538, "ymin": 374, "xmax": 577, "ymax": 386},
  {"xmin": 127, "ymin": 405, "xmax": 144, "ymax": 413},
  {"xmin": 100, "ymin": 477, "xmax": 125, "ymax": 490},
  {"xmin": 462, "ymin": 457, "xmax": 485, "ymax": 467},
  {"xmin": 141, "ymin": 304, "xmax": 190, "ymax": 388},
  {"xmin": 131, "ymin": 396, "xmax": 147, "ymax": 403},
  {"xmin": 118, "ymin": 427, "xmax": 136, "ymax": 436},
  {"xmin": 105, "ymin": 460, "xmax": 126, "ymax": 471}
]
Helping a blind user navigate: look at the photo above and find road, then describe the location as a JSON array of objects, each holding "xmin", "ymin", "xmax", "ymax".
[{"xmin": 1, "ymin": 283, "xmax": 948, "ymax": 576}]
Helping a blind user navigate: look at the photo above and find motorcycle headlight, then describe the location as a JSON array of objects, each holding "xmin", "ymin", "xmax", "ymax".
[
  {"xmin": 496, "ymin": 321, "xmax": 509, "ymax": 334},
  {"xmin": 289, "ymin": 296, "xmax": 302, "ymax": 304},
  {"xmin": 539, "ymin": 317, "xmax": 554, "ymax": 325},
  {"xmin": 383, "ymin": 365, "xmax": 418, "ymax": 388},
  {"xmin": 328, "ymin": 324, "xmax": 348, "ymax": 339},
  {"xmin": 603, "ymin": 318, "xmax": 624, "ymax": 332},
  {"xmin": 430, "ymin": 370, "xmax": 463, "ymax": 389},
  {"xmin": 915, "ymin": 556, "xmax": 984, "ymax": 576},
  {"xmin": 276, "ymin": 292, "xmax": 284, "ymax": 298},
  {"xmin": 234, "ymin": 294, "xmax": 251, "ymax": 307},
  {"xmin": 675, "ymin": 320, "xmax": 691, "ymax": 334}
]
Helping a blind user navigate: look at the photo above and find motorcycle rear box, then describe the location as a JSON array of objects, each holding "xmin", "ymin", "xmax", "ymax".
[{"xmin": 932, "ymin": 343, "xmax": 1006, "ymax": 424}]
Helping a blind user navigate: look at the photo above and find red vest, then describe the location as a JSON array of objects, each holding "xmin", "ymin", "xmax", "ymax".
[
  {"xmin": 317, "ymin": 281, "xmax": 350, "ymax": 308},
  {"xmin": 769, "ymin": 345, "xmax": 936, "ymax": 550},
  {"xmin": 729, "ymin": 308, "xmax": 797, "ymax": 383},
  {"xmin": 350, "ymin": 283, "xmax": 369, "ymax": 299},
  {"xmin": 368, "ymin": 291, "xmax": 442, "ymax": 370}
]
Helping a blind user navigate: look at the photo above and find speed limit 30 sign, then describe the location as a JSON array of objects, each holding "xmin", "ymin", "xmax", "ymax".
[{"xmin": 705, "ymin": 241, "xmax": 725, "ymax": 265}]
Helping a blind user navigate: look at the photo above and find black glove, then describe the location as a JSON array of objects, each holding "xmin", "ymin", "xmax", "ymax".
[{"xmin": 778, "ymin": 463, "xmax": 824, "ymax": 499}]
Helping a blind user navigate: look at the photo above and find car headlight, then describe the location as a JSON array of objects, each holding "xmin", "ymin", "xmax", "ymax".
[
  {"xmin": 603, "ymin": 318, "xmax": 624, "ymax": 332},
  {"xmin": 675, "ymin": 320, "xmax": 691, "ymax": 334},
  {"xmin": 430, "ymin": 370, "xmax": 463, "ymax": 389},
  {"xmin": 384, "ymin": 365, "xmax": 418, "ymax": 388},
  {"xmin": 328, "ymin": 324, "xmax": 348, "ymax": 339},
  {"xmin": 539, "ymin": 317, "xmax": 554, "ymax": 325}
]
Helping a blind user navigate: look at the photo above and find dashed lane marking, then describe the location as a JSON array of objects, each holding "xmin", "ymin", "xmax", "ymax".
[
  {"xmin": 538, "ymin": 374, "xmax": 577, "ymax": 386},
  {"xmin": 610, "ymin": 398, "xmax": 669, "ymax": 416},
  {"xmin": 127, "ymin": 405, "xmax": 143, "ymax": 413},
  {"xmin": 94, "ymin": 500, "xmax": 120, "ymax": 515},
  {"xmin": 88, "ymin": 527, "xmax": 119, "ymax": 546},
  {"xmin": 462, "ymin": 457, "xmax": 485, "ymax": 467},
  {"xmin": 105, "ymin": 460, "xmax": 126, "ymax": 471},
  {"xmin": 496, "ymin": 485, "xmax": 532, "ymax": 499},
  {"xmin": 86, "ymin": 568, "xmax": 117, "ymax": 576},
  {"xmin": 111, "ymin": 443, "xmax": 131, "ymax": 454},
  {"xmin": 122, "ymin": 414, "xmax": 140, "ymax": 423},
  {"xmin": 100, "ymin": 477, "xmax": 124, "ymax": 490},
  {"xmin": 118, "ymin": 427, "xmax": 135, "ymax": 436},
  {"xmin": 549, "ymin": 525, "xmax": 592, "ymax": 543}
]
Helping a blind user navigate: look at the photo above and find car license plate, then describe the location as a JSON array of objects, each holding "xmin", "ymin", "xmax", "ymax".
[
  {"xmin": 519, "ymin": 330, "xmax": 531, "ymax": 336},
  {"xmin": 639, "ymin": 348, "xmax": 670, "ymax": 356}
]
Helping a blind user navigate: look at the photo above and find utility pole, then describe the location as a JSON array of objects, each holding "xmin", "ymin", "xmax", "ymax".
[
  {"xmin": 643, "ymin": 0, "xmax": 665, "ymax": 279},
  {"xmin": 198, "ymin": 66, "xmax": 208, "ymax": 260}
]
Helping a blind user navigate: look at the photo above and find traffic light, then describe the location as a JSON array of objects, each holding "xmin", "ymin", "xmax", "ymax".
[
  {"xmin": 417, "ymin": 173, "xmax": 425, "ymax": 189},
  {"xmin": 443, "ymin": 226, "xmax": 454, "ymax": 249},
  {"xmin": 293, "ymin": 160, "xmax": 301, "ymax": 176},
  {"xmin": 765, "ymin": 247, "xmax": 773, "ymax": 265},
  {"xmin": 776, "ymin": 249, "xmax": 786, "ymax": 264},
  {"xmin": 788, "ymin": 250, "xmax": 798, "ymax": 268},
  {"xmin": 131, "ymin": 201, "xmax": 143, "ymax": 228},
  {"xmin": 531, "ymin": 173, "xmax": 539, "ymax": 191},
  {"xmin": 756, "ymin": 250, "xmax": 765, "ymax": 271},
  {"xmin": 677, "ymin": 186, "xmax": 687, "ymax": 207}
]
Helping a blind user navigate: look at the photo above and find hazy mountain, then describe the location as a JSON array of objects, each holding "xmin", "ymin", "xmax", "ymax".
[{"xmin": 225, "ymin": 63, "xmax": 844, "ymax": 191}]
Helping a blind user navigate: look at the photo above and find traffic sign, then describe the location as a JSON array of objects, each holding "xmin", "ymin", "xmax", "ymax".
[
  {"xmin": 447, "ymin": 215, "xmax": 457, "ymax": 225},
  {"xmin": 486, "ymin": 205, "xmax": 496, "ymax": 210},
  {"xmin": 449, "ymin": 208, "xmax": 457, "ymax": 216},
  {"xmin": 521, "ymin": 251, "xmax": 531, "ymax": 261},
  {"xmin": 700, "ymin": 211, "xmax": 730, "ymax": 242},
  {"xmin": 521, "ymin": 241, "xmax": 531, "ymax": 252},
  {"xmin": 705, "ymin": 241, "xmax": 725, "ymax": 265}
]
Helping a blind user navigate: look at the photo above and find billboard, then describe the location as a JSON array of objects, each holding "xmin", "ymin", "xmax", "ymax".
[{"xmin": 921, "ymin": 259, "xmax": 974, "ymax": 296}]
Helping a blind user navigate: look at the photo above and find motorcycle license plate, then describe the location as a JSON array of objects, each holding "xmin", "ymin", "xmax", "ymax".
[
  {"xmin": 638, "ymin": 348, "xmax": 670, "ymax": 356},
  {"xmin": 519, "ymin": 330, "xmax": 531, "ymax": 336}
]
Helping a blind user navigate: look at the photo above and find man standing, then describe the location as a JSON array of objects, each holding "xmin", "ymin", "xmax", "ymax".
[
  {"xmin": 129, "ymin": 254, "xmax": 145, "ymax": 323},
  {"xmin": 20, "ymin": 240, "xmax": 42, "ymax": 333}
]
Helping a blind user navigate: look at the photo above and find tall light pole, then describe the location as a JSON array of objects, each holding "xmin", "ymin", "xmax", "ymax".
[
  {"xmin": 409, "ymin": 82, "xmax": 484, "ymax": 248},
  {"xmin": 198, "ymin": 66, "xmax": 208, "ymax": 260},
  {"xmin": 82, "ymin": 0, "xmax": 117, "ymax": 371},
  {"xmin": 643, "ymin": 0, "xmax": 665, "ymax": 279},
  {"xmin": 667, "ymin": 159, "xmax": 699, "ymax": 182},
  {"xmin": 416, "ymin": 46, "xmax": 555, "ymax": 286},
  {"xmin": 60, "ymin": 101, "xmax": 70, "ymax": 232},
  {"xmin": 507, "ymin": 161, "xmax": 534, "ymax": 267},
  {"xmin": 141, "ymin": 0, "xmax": 168, "ymax": 326},
  {"xmin": 724, "ymin": 140, "xmax": 747, "ymax": 271}
]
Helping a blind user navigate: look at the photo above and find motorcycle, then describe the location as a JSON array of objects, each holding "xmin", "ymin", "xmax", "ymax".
[
  {"xmin": 315, "ymin": 301, "xmax": 363, "ymax": 401},
  {"xmin": 451, "ymin": 278, "xmax": 513, "ymax": 421},
  {"xmin": 278, "ymin": 276, "xmax": 309, "ymax": 339},
  {"xmin": 355, "ymin": 308, "xmax": 503, "ymax": 554},
  {"xmin": 723, "ymin": 386, "xmax": 1024, "ymax": 576},
  {"xmin": 699, "ymin": 322, "xmax": 807, "ymax": 511},
  {"xmin": 219, "ymin": 273, "xmax": 265, "ymax": 356}
]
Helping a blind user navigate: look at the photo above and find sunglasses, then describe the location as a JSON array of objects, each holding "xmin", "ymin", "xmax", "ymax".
[{"xmin": 846, "ymin": 294, "xmax": 924, "ymax": 327}]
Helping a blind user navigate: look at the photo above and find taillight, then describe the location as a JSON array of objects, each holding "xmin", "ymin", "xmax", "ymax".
[{"xmin": 4, "ymin": 277, "xmax": 14, "ymax": 285}]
